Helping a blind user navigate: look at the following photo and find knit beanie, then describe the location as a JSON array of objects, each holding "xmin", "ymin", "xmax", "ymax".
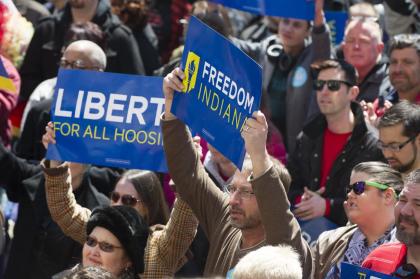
[{"xmin": 86, "ymin": 205, "xmax": 149, "ymax": 274}]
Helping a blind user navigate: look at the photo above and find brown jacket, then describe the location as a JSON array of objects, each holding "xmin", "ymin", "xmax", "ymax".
[
  {"xmin": 312, "ymin": 224, "xmax": 358, "ymax": 279},
  {"xmin": 162, "ymin": 118, "xmax": 313, "ymax": 278}
]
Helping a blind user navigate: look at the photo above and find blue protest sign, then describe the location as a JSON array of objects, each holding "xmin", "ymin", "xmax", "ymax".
[
  {"xmin": 171, "ymin": 16, "xmax": 262, "ymax": 168},
  {"xmin": 47, "ymin": 69, "xmax": 167, "ymax": 172},
  {"xmin": 211, "ymin": 0, "xmax": 315, "ymax": 20},
  {"xmin": 325, "ymin": 11, "xmax": 348, "ymax": 46},
  {"xmin": 299, "ymin": 217, "xmax": 338, "ymax": 248},
  {"xmin": 341, "ymin": 263, "xmax": 397, "ymax": 279}
]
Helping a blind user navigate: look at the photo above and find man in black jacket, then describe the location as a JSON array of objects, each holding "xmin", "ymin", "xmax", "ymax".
[
  {"xmin": 19, "ymin": 0, "xmax": 145, "ymax": 102},
  {"xmin": 287, "ymin": 59, "xmax": 385, "ymax": 226},
  {"xmin": 0, "ymin": 141, "xmax": 118, "ymax": 279}
]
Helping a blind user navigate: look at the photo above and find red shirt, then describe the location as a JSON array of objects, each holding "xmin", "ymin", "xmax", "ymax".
[{"xmin": 320, "ymin": 128, "xmax": 352, "ymax": 188}]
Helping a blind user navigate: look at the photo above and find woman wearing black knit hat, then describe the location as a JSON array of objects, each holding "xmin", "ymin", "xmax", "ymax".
[
  {"xmin": 43, "ymin": 121, "xmax": 198, "ymax": 278},
  {"xmin": 55, "ymin": 205, "xmax": 149, "ymax": 279}
]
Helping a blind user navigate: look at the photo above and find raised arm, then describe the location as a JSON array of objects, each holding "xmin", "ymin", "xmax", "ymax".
[
  {"xmin": 41, "ymin": 122, "xmax": 90, "ymax": 244},
  {"xmin": 311, "ymin": 0, "xmax": 331, "ymax": 62},
  {"xmin": 161, "ymin": 68, "xmax": 230, "ymax": 238},
  {"xmin": 242, "ymin": 112, "xmax": 314, "ymax": 279},
  {"xmin": 43, "ymin": 161, "xmax": 91, "ymax": 244},
  {"xmin": 146, "ymin": 196, "xmax": 198, "ymax": 276}
]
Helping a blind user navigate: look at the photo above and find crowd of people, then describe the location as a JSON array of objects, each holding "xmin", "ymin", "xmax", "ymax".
[{"xmin": 0, "ymin": 0, "xmax": 420, "ymax": 278}]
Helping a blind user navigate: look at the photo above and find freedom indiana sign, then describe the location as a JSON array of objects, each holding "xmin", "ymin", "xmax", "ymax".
[{"xmin": 171, "ymin": 16, "xmax": 262, "ymax": 168}]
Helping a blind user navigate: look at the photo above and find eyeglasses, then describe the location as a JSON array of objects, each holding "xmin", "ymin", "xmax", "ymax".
[
  {"xmin": 85, "ymin": 235, "xmax": 122, "ymax": 253},
  {"xmin": 377, "ymin": 136, "xmax": 416, "ymax": 152},
  {"xmin": 313, "ymin": 79, "xmax": 353, "ymax": 91},
  {"xmin": 110, "ymin": 191, "xmax": 141, "ymax": 207},
  {"xmin": 225, "ymin": 184, "xmax": 255, "ymax": 200},
  {"xmin": 59, "ymin": 58, "xmax": 100, "ymax": 70},
  {"xmin": 347, "ymin": 181, "xmax": 396, "ymax": 197}
]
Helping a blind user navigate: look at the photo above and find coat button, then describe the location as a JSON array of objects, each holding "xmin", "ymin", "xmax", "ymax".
[
  {"xmin": 314, "ymin": 178, "xmax": 319, "ymax": 182},
  {"xmin": 342, "ymin": 158, "xmax": 346, "ymax": 163},
  {"xmin": 314, "ymin": 153, "xmax": 318, "ymax": 158}
]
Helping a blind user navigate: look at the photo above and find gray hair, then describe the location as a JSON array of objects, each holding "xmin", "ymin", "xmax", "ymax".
[
  {"xmin": 233, "ymin": 245, "xmax": 302, "ymax": 279},
  {"xmin": 405, "ymin": 169, "xmax": 420, "ymax": 186}
]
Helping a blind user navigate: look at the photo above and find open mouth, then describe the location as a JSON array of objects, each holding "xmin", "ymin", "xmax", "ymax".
[{"xmin": 346, "ymin": 200, "xmax": 357, "ymax": 209}]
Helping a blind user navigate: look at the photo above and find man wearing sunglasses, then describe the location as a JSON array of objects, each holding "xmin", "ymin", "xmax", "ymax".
[
  {"xmin": 363, "ymin": 170, "xmax": 420, "ymax": 278},
  {"xmin": 288, "ymin": 59, "xmax": 385, "ymax": 226},
  {"xmin": 377, "ymin": 100, "xmax": 420, "ymax": 176}
]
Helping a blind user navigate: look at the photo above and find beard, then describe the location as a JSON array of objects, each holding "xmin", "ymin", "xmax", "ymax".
[
  {"xmin": 229, "ymin": 206, "xmax": 261, "ymax": 229},
  {"xmin": 396, "ymin": 214, "xmax": 420, "ymax": 245},
  {"xmin": 388, "ymin": 143, "xmax": 418, "ymax": 173},
  {"xmin": 390, "ymin": 72, "xmax": 417, "ymax": 93}
]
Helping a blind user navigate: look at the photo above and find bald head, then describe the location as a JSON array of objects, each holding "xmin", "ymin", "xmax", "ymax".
[{"xmin": 62, "ymin": 40, "xmax": 106, "ymax": 71}]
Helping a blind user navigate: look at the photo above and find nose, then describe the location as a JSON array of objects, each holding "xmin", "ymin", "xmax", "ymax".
[
  {"xmin": 382, "ymin": 148, "xmax": 394, "ymax": 158},
  {"xmin": 281, "ymin": 22, "xmax": 292, "ymax": 33},
  {"xmin": 228, "ymin": 191, "xmax": 241, "ymax": 206},
  {"xmin": 392, "ymin": 63, "xmax": 402, "ymax": 73},
  {"xmin": 352, "ymin": 41, "xmax": 360, "ymax": 49},
  {"xmin": 93, "ymin": 244, "xmax": 101, "ymax": 255},
  {"xmin": 319, "ymin": 84, "xmax": 330, "ymax": 95},
  {"xmin": 86, "ymin": 242, "xmax": 101, "ymax": 256},
  {"xmin": 400, "ymin": 202, "xmax": 414, "ymax": 217},
  {"xmin": 346, "ymin": 189, "xmax": 356, "ymax": 200}
]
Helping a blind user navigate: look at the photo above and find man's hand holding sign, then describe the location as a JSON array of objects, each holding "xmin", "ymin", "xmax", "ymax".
[
  {"xmin": 240, "ymin": 112, "xmax": 272, "ymax": 178},
  {"xmin": 163, "ymin": 67, "xmax": 184, "ymax": 121}
]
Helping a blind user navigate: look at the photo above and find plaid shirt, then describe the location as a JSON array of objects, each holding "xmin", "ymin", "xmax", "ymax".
[{"xmin": 43, "ymin": 162, "xmax": 198, "ymax": 279}]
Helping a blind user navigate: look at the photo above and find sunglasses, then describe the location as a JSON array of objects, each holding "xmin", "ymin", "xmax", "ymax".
[
  {"xmin": 110, "ymin": 191, "xmax": 141, "ymax": 207},
  {"xmin": 313, "ymin": 79, "xmax": 353, "ymax": 91},
  {"xmin": 347, "ymin": 181, "xmax": 395, "ymax": 196},
  {"xmin": 85, "ymin": 236, "xmax": 122, "ymax": 253}
]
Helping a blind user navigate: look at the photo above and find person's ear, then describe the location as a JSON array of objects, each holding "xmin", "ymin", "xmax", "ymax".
[
  {"xmin": 376, "ymin": 42, "xmax": 385, "ymax": 55},
  {"xmin": 383, "ymin": 188, "xmax": 396, "ymax": 206},
  {"xmin": 349, "ymin": 86, "xmax": 359, "ymax": 101}
]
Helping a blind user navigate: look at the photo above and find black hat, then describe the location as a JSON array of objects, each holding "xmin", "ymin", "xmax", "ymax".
[{"xmin": 86, "ymin": 205, "xmax": 149, "ymax": 274}]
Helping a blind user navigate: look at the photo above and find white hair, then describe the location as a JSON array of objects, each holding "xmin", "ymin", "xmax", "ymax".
[{"xmin": 232, "ymin": 245, "xmax": 302, "ymax": 279}]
